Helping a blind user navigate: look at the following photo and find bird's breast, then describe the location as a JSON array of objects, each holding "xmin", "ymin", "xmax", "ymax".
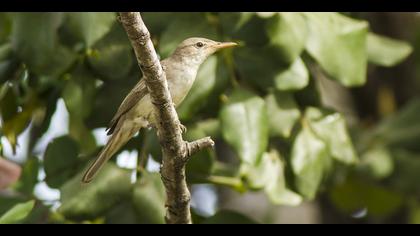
[{"xmin": 167, "ymin": 66, "xmax": 197, "ymax": 106}]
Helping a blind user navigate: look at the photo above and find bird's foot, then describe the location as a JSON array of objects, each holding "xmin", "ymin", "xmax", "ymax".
[{"xmin": 178, "ymin": 123, "xmax": 187, "ymax": 134}]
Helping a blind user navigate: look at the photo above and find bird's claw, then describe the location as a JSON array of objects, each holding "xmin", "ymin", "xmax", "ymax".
[{"xmin": 179, "ymin": 123, "xmax": 187, "ymax": 134}]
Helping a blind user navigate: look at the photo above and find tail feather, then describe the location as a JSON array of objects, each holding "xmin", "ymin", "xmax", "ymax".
[{"xmin": 82, "ymin": 131, "xmax": 127, "ymax": 183}]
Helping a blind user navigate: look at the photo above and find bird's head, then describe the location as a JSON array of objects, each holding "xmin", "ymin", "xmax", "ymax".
[{"xmin": 171, "ymin": 37, "xmax": 237, "ymax": 66}]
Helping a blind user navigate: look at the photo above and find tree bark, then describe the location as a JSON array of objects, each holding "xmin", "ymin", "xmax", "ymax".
[{"xmin": 118, "ymin": 12, "xmax": 214, "ymax": 224}]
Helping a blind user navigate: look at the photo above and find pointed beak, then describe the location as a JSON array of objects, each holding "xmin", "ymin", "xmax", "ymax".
[{"xmin": 212, "ymin": 42, "xmax": 238, "ymax": 50}]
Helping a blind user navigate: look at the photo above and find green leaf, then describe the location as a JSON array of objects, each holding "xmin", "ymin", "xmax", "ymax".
[
  {"xmin": 185, "ymin": 122, "xmax": 216, "ymax": 182},
  {"xmin": 275, "ymin": 57, "xmax": 309, "ymax": 91},
  {"xmin": 0, "ymin": 13, "xmax": 11, "ymax": 43},
  {"xmin": 142, "ymin": 12, "xmax": 175, "ymax": 36},
  {"xmin": 58, "ymin": 163, "xmax": 132, "ymax": 220},
  {"xmin": 0, "ymin": 200, "xmax": 35, "ymax": 224},
  {"xmin": 244, "ymin": 150, "xmax": 302, "ymax": 206},
  {"xmin": 159, "ymin": 13, "xmax": 218, "ymax": 58},
  {"xmin": 63, "ymin": 68, "xmax": 98, "ymax": 154},
  {"xmin": 265, "ymin": 92, "xmax": 301, "ymax": 138},
  {"xmin": 44, "ymin": 136, "xmax": 80, "ymax": 188},
  {"xmin": 291, "ymin": 122, "xmax": 329, "ymax": 199},
  {"xmin": 220, "ymin": 89, "xmax": 269, "ymax": 165},
  {"xmin": 359, "ymin": 146, "xmax": 393, "ymax": 180},
  {"xmin": 65, "ymin": 13, "xmax": 116, "ymax": 48},
  {"xmin": 219, "ymin": 12, "xmax": 254, "ymax": 36},
  {"xmin": 88, "ymin": 23, "xmax": 133, "ymax": 80},
  {"xmin": 303, "ymin": 13, "xmax": 368, "ymax": 86},
  {"xmin": 329, "ymin": 177, "xmax": 403, "ymax": 219},
  {"xmin": 202, "ymin": 210, "xmax": 258, "ymax": 224},
  {"xmin": 15, "ymin": 157, "xmax": 39, "ymax": 196},
  {"xmin": 132, "ymin": 173, "xmax": 166, "ymax": 224},
  {"xmin": 265, "ymin": 13, "xmax": 308, "ymax": 64},
  {"xmin": 367, "ymin": 33, "xmax": 412, "ymax": 67},
  {"xmin": 305, "ymin": 107, "xmax": 358, "ymax": 164},
  {"xmin": 390, "ymin": 149, "xmax": 420, "ymax": 194},
  {"xmin": 373, "ymin": 98, "xmax": 420, "ymax": 150},
  {"xmin": 11, "ymin": 13, "xmax": 75, "ymax": 76}
]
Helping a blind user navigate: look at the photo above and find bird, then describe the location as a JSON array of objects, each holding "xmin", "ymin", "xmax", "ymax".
[{"xmin": 82, "ymin": 37, "xmax": 237, "ymax": 183}]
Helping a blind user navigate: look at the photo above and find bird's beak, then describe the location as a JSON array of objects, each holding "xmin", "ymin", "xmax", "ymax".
[{"xmin": 212, "ymin": 42, "xmax": 238, "ymax": 50}]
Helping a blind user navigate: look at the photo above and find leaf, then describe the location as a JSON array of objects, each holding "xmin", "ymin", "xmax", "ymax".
[
  {"xmin": 184, "ymin": 122, "xmax": 216, "ymax": 182},
  {"xmin": 58, "ymin": 163, "xmax": 132, "ymax": 220},
  {"xmin": 0, "ymin": 13, "xmax": 11, "ymax": 43},
  {"xmin": 291, "ymin": 122, "xmax": 329, "ymax": 199},
  {"xmin": 202, "ymin": 210, "xmax": 258, "ymax": 224},
  {"xmin": 142, "ymin": 12, "xmax": 175, "ymax": 36},
  {"xmin": 11, "ymin": 13, "xmax": 75, "ymax": 76},
  {"xmin": 329, "ymin": 177, "xmax": 403, "ymax": 219},
  {"xmin": 367, "ymin": 33, "xmax": 412, "ymax": 67},
  {"xmin": 65, "ymin": 13, "xmax": 116, "ymax": 48},
  {"xmin": 220, "ymin": 89, "xmax": 269, "ymax": 165},
  {"xmin": 88, "ymin": 23, "xmax": 133, "ymax": 80},
  {"xmin": 305, "ymin": 107, "xmax": 358, "ymax": 164},
  {"xmin": 265, "ymin": 13, "xmax": 308, "ymax": 64},
  {"xmin": 15, "ymin": 157, "xmax": 39, "ymax": 196},
  {"xmin": 275, "ymin": 57, "xmax": 309, "ymax": 91},
  {"xmin": 303, "ymin": 13, "xmax": 369, "ymax": 86},
  {"xmin": 0, "ymin": 200, "xmax": 35, "ymax": 224},
  {"xmin": 359, "ymin": 146, "xmax": 393, "ymax": 180},
  {"xmin": 390, "ymin": 149, "xmax": 420, "ymax": 194},
  {"xmin": 244, "ymin": 151, "xmax": 302, "ymax": 206},
  {"xmin": 132, "ymin": 173, "xmax": 166, "ymax": 224},
  {"xmin": 44, "ymin": 136, "xmax": 80, "ymax": 188},
  {"xmin": 219, "ymin": 12, "xmax": 255, "ymax": 36},
  {"xmin": 159, "ymin": 13, "xmax": 218, "ymax": 58},
  {"xmin": 265, "ymin": 92, "xmax": 301, "ymax": 138},
  {"xmin": 373, "ymin": 98, "xmax": 420, "ymax": 150}
]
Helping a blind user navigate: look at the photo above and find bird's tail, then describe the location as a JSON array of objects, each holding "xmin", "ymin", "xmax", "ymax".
[{"xmin": 81, "ymin": 130, "xmax": 130, "ymax": 183}]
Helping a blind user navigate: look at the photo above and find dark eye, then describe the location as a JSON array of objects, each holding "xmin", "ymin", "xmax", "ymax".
[{"xmin": 196, "ymin": 42, "xmax": 204, "ymax": 48}]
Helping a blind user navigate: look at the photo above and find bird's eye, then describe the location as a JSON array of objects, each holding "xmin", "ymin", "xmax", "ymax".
[{"xmin": 196, "ymin": 42, "xmax": 204, "ymax": 48}]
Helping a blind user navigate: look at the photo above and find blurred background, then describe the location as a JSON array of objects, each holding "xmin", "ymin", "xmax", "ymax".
[{"xmin": 1, "ymin": 12, "xmax": 420, "ymax": 224}]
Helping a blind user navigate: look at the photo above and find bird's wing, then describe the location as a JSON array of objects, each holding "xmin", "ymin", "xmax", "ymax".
[{"xmin": 106, "ymin": 78, "xmax": 148, "ymax": 135}]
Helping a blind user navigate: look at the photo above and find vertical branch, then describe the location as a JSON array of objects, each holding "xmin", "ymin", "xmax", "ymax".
[{"xmin": 118, "ymin": 12, "xmax": 214, "ymax": 224}]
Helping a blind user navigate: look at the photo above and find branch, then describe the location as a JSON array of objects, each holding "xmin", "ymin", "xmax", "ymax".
[{"xmin": 118, "ymin": 12, "xmax": 214, "ymax": 224}]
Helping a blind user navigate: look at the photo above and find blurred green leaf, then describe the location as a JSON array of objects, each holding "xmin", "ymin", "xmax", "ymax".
[
  {"xmin": 305, "ymin": 107, "xmax": 358, "ymax": 164},
  {"xmin": 44, "ymin": 135, "xmax": 80, "ymax": 188},
  {"xmin": 265, "ymin": 92, "xmax": 300, "ymax": 138},
  {"xmin": 359, "ymin": 146, "xmax": 393, "ymax": 179},
  {"xmin": 0, "ymin": 200, "xmax": 35, "ymax": 224},
  {"xmin": 303, "ymin": 12, "xmax": 368, "ymax": 86},
  {"xmin": 220, "ymin": 89, "xmax": 268, "ymax": 165},
  {"xmin": 275, "ymin": 57, "xmax": 309, "ymax": 91},
  {"xmin": 202, "ymin": 210, "xmax": 258, "ymax": 224},
  {"xmin": 185, "ymin": 122, "xmax": 216, "ymax": 182},
  {"xmin": 142, "ymin": 12, "xmax": 175, "ymax": 36},
  {"xmin": 59, "ymin": 163, "xmax": 132, "ymax": 220},
  {"xmin": 88, "ymin": 23, "xmax": 133, "ymax": 80},
  {"xmin": 265, "ymin": 13, "xmax": 308, "ymax": 64},
  {"xmin": 15, "ymin": 157, "xmax": 39, "ymax": 196},
  {"xmin": 159, "ymin": 13, "xmax": 218, "ymax": 58},
  {"xmin": 291, "ymin": 121, "xmax": 330, "ymax": 199},
  {"xmin": 373, "ymin": 98, "xmax": 420, "ymax": 150},
  {"xmin": 0, "ymin": 13, "xmax": 11, "ymax": 43},
  {"xmin": 219, "ymin": 12, "xmax": 254, "ymax": 36},
  {"xmin": 367, "ymin": 33, "xmax": 412, "ymax": 67},
  {"xmin": 11, "ymin": 13, "xmax": 76, "ymax": 76},
  {"xmin": 104, "ymin": 201, "xmax": 139, "ymax": 224},
  {"xmin": 65, "ymin": 13, "xmax": 115, "ymax": 48},
  {"xmin": 132, "ymin": 173, "xmax": 166, "ymax": 224},
  {"xmin": 329, "ymin": 177, "xmax": 403, "ymax": 219},
  {"xmin": 390, "ymin": 149, "xmax": 420, "ymax": 194},
  {"xmin": 244, "ymin": 150, "xmax": 302, "ymax": 206},
  {"xmin": 63, "ymin": 68, "xmax": 98, "ymax": 154}
]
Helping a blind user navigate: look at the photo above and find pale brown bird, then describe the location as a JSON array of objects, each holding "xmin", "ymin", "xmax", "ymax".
[{"xmin": 82, "ymin": 37, "xmax": 237, "ymax": 183}]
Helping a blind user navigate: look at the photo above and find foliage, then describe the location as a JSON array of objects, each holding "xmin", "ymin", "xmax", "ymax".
[{"xmin": 0, "ymin": 12, "xmax": 416, "ymax": 223}]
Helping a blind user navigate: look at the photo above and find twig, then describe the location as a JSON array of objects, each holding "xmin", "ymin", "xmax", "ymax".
[{"xmin": 118, "ymin": 12, "xmax": 214, "ymax": 224}]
